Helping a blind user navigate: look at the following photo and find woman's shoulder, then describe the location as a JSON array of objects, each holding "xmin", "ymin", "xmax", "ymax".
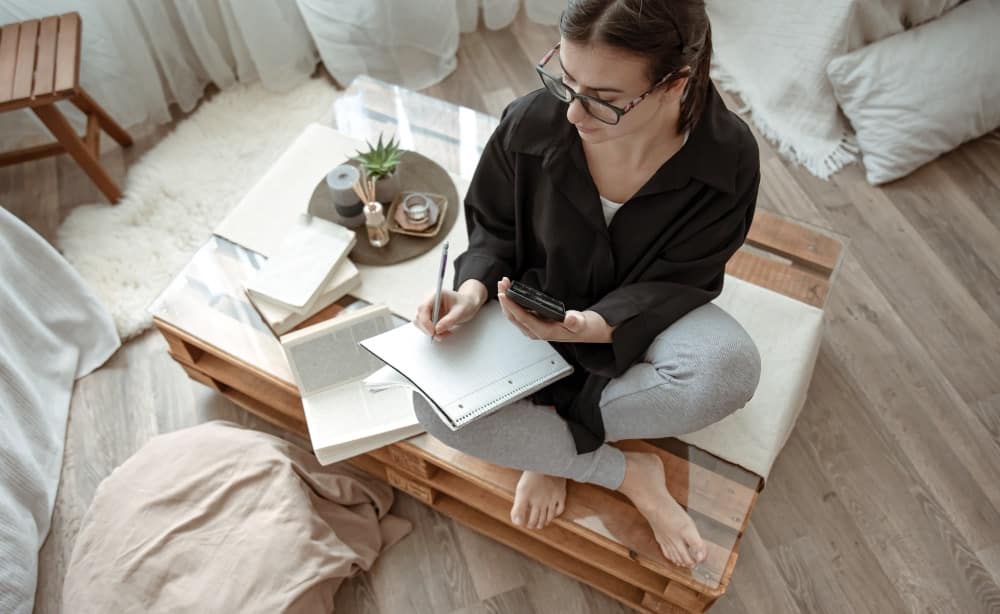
[
  {"xmin": 495, "ymin": 89, "xmax": 568, "ymax": 155},
  {"xmin": 702, "ymin": 85, "xmax": 759, "ymax": 169}
]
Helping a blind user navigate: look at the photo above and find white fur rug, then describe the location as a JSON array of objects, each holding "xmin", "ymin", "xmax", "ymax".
[{"xmin": 56, "ymin": 78, "xmax": 338, "ymax": 340}]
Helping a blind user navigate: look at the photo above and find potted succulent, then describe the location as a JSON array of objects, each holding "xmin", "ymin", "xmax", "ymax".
[{"xmin": 353, "ymin": 134, "xmax": 403, "ymax": 205}]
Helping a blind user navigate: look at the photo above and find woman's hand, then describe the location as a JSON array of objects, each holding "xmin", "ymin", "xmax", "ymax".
[
  {"xmin": 414, "ymin": 279, "xmax": 487, "ymax": 341},
  {"xmin": 497, "ymin": 277, "xmax": 615, "ymax": 343}
]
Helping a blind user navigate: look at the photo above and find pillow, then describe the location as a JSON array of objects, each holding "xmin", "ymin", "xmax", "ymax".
[
  {"xmin": 62, "ymin": 422, "xmax": 412, "ymax": 614},
  {"xmin": 826, "ymin": 0, "xmax": 1000, "ymax": 184}
]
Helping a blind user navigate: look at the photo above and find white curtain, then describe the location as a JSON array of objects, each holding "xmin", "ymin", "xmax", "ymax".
[{"xmin": 0, "ymin": 0, "xmax": 562, "ymax": 151}]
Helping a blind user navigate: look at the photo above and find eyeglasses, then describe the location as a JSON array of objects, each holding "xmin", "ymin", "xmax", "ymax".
[{"xmin": 535, "ymin": 43, "xmax": 676, "ymax": 126}]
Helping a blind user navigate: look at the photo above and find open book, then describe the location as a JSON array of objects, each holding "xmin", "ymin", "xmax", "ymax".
[
  {"xmin": 359, "ymin": 302, "xmax": 573, "ymax": 430},
  {"xmin": 246, "ymin": 213, "xmax": 356, "ymax": 311},
  {"xmin": 279, "ymin": 303, "xmax": 424, "ymax": 465}
]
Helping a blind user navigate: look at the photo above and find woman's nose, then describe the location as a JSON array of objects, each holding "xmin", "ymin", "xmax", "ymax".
[{"xmin": 566, "ymin": 97, "xmax": 587, "ymax": 125}]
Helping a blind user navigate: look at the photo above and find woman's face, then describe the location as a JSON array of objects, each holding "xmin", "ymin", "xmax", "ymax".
[{"xmin": 557, "ymin": 37, "xmax": 685, "ymax": 144}]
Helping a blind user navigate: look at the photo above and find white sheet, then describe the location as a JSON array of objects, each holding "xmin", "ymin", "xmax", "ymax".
[{"xmin": 0, "ymin": 207, "xmax": 120, "ymax": 614}]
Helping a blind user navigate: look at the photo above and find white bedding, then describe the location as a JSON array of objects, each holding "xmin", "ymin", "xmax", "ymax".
[
  {"xmin": 708, "ymin": 0, "xmax": 963, "ymax": 178},
  {"xmin": 0, "ymin": 207, "xmax": 119, "ymax": 614}
]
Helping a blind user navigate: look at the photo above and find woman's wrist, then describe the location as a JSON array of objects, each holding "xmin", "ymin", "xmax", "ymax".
[
  {"xmin": 582, "ymin": 310, "xmax": 615, "ymax": 343},
  {"xmin": 458, "ymin": 279, "xmax": 488, "ymax": 309}
]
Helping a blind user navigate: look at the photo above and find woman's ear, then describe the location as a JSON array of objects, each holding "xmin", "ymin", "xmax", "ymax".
[{"xmin": 662, "ymin": 74, "xmax": 689, "ymax": 102}]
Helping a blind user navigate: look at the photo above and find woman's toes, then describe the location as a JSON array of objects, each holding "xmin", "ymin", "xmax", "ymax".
[
  {"xmin": 510, "ymin": 500, "xmax": 528, "ymax": 527},
  {"xmin": 528, "ymin": 505, "xmax": 542, "ymax": 529},
  {"xmin": 544, "ymin": 503, "xmax": 556, "ymax": 527}
]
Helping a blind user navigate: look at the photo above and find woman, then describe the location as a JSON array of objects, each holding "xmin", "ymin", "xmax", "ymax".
[{"xmin": 414, "ymin": 0, "xmax": 761, "ymax": 569}]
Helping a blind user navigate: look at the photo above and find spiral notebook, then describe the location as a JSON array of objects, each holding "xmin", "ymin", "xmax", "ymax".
[{"xmin": 359, "ymin": 302, "xmax": 573, "ymax": 430}]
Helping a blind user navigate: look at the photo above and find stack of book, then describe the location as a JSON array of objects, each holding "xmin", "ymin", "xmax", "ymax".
[{"xmin": 245, "ymin": 214, "xmax": 361, "ymax": 335}]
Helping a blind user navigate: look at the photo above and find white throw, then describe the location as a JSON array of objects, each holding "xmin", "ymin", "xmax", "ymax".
[{"xmin": 0, "ymin": 207, "xmax": 120, "ymax": 614}]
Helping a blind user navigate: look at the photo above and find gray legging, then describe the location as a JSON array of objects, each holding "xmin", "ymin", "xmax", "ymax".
[{"xmin": 411, "ymin": 302, "xmax": 762, "ymax": 491}]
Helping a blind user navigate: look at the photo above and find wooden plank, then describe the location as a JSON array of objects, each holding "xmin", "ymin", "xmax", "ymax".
[
  {"xmin": 32, "ymin": 16, "xmax": 58, "ymax": 97},
  {"xmin": 53, "ymin": 12, "xmax": 80, "ymax": 93},
  {"xmin": 11, "ymin": 19, "xmax": 38, "ymax": 101},
  {"xmin": 726, "ymin": 249, "xmax": 829, "ymax": 308},
  {"xmin": 153, "ymin": 317, "xmax": 299, "ymax": 396},
  {"xmin": 385, "ymin": 467, "xmax": 437, "ymax": 505},
  {"xmin": 0, "ymin": 141, "xmax": 64, "ymax": 166},
  {"xmin": 745, "ymin": 210, "xmax": 842, "ymax": 275},
  {"xmin": 434, "ymin": 495, "xmax": 657, "ymax": 613},
  {"xmin": 85, "ymin": 112, "xmax": 100, "ymax": 157},
  {"xmin": 378, "ymin": 442, "xmax": 735, "ymax": 597},
  {"xmin": 218, "ymin": 384, "xmax": 308, "ymax": 435},
  {"xmin": 71, "ymin": 89, "xmax": 133, "ymax": 147},
  {"xmin": 0, "ymin": 23, "xmax": 22, "ymax": 103},
  {"xmin": 194, "ymin": 352, "xmax": 305, "ymax": 432},
  {"xmin": 641, "ymin": 591, "xmax": 691, "ymax": 614},
  {"xmin": 32, "ymin": 102, "xmax": 123, "ymax": 203},
  {"xmin": 664, "ymin": 578, "xmax": 712, "ymax": 611},
  {"xmin": 385, "ymin": 445, "xmax": 437, "ymax": 478},
  {"xmin": 366, "ymin": 449, "xmax": 674, "ymax": 596}
]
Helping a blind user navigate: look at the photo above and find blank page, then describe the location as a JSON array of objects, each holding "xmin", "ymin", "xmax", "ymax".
[{"xmin": 360, "ymin": 302, "xmax": 571, "ymax": 427}]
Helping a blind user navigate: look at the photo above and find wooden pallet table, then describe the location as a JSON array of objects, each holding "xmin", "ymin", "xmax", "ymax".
[{"xmin": 151, "ymin": 208, "xmax": 841, "ymax": 614}]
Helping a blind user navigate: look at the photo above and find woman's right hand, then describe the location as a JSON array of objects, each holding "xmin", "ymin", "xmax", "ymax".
[{"xmin": 414, "ymin": 279, "xmax": 487, "ymax": 341}]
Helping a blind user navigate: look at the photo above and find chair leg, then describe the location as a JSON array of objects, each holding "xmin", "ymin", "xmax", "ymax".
[
  {"xmin": 32, "ymin": 103, "xmax": 123, "ymax": 203},
  {"xmin": 70, "ymin": 90, "xmax": 133, "ymax": 148}
]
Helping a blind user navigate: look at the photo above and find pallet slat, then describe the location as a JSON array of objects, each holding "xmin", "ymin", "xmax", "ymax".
[
  {"xmin": 746, "ymin": 210, "xmax": 842, "ymax": 275},
  {"xmin": 0, "ymin": 24, "xmax": 19, "ymax": 102},
  {"xmin": 32, "ymin": 16, "xmax": 58, "ymax": 97},
  {"xmin": 726, "ymin": 249, "xmax": 829, "ymax": 308},
  {"xmin": 11, "ymin": 20, "xmax": 37, "ymax": 101},
  {"xmin": 54, "ymin": 12, "xmax": 79, "ymax": 94}
]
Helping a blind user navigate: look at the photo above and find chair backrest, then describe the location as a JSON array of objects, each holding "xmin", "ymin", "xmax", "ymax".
[{"xmin": 0, "ymin": 12, "xmax": 80, "ymax": 108}]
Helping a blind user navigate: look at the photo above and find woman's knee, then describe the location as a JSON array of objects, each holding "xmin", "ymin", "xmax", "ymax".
[{"xmin": 641, "ymin": 306, "xmax": 761, "ymax": 413}]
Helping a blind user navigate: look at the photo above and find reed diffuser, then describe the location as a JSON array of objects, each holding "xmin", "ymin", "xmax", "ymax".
[{"xmin": 353, "ymin": 168, "xmax": 391, "ymax": 248}]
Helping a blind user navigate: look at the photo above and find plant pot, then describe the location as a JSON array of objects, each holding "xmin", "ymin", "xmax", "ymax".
[{"xmin": 374, "ymin": 171, "xmax": 400, "ymax": 205}]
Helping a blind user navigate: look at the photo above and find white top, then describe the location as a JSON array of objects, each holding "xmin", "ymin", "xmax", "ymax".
[
  {"xmin": 600, "ymin": 195, "xmax": 625, "ymax": 226},
  {"xmin": 598, "ymin": 130, "xmax": 690, "ymax": 226}
]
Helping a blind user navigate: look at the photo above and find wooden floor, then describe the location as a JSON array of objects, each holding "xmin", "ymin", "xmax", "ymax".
[{"xmin": 5, "ymin": 11, "xmax": 1000, "ymax": 614}]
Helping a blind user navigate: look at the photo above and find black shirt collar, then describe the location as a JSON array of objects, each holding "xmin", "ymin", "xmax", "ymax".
[{"xmin": 505, "ymin": 83, "xmax": 740, "ymax": 194}]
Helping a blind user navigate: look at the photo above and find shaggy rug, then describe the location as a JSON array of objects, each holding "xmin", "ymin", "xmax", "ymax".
[{"xmin": 56, "ymin": 78, "xmax": 339, "ymax": 340}]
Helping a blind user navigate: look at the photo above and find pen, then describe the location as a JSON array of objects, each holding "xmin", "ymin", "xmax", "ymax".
[{"xmin": 430, "ymin": 241, "xmax": 449, "ymax": 341}]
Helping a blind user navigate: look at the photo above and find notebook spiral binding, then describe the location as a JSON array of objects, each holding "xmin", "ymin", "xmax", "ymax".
[{"xmin": 451, "ymin": 358, "xmax": 562, "ymax": 426}]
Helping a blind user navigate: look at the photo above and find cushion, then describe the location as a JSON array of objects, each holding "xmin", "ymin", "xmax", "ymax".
[
  {"xmin": 678, "ymin": 276, "xmax": 824, "ymax": 480},
  {"xmin": 827, "ymin": 0, "xmax": 1000, "ymax": 184},
  {"xmin": 62, "ymin": 421, "xmax": 412, "ymax": 614},
  {"xmin": 0, "ymin": 207, "xmax": 119, "ymax": 614}
]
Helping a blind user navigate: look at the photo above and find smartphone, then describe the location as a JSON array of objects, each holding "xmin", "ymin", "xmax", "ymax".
[{"xmin": 505, "ymin": 280, "xmax": 567, "ymax": 322}]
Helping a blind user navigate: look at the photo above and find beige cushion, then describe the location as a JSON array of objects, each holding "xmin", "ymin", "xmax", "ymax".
[
  {"xmin": 63, "ymin": 422, "xmax": 412, "ymax": 614},
  {"xmin": 827, "ymin": 0, "xmax": 1000, "ymax": 184},
  {"xmin": 677, "ymin": 276, "xmax": 824, "ymax": 480}
]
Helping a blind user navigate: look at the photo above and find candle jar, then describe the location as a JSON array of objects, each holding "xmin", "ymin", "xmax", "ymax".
[
  {"xmin": 364, "ymin": 201, "xmax": 391, "ymax": 248},
  {"xmin": 326, "ymin": 164, "xmax": 365, "ymax": 228}
]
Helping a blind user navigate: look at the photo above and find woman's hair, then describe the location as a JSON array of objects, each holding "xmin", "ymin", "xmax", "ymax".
[{"xmin": 559, "ymin": 0, "xmax": 713, "ymax": 133}]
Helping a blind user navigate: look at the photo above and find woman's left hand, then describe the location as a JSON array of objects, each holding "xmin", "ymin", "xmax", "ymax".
[{"xmin": 497, "ymin": 277, "xmax": 614, "ymax": 343}]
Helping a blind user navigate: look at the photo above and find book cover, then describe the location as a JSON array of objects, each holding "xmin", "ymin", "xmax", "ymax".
[
  {"xmin": 245, "ymin": 214, "xmax": 356, "ymax": 311},
  {"xmin": 248, "ymin": 259, "xmax": 362, "ymax": 335}
]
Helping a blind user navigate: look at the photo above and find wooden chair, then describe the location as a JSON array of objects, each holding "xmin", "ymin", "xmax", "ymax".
[{"xmin": 0, "ymin": 12, "xmax": 132, "ymax": 203}]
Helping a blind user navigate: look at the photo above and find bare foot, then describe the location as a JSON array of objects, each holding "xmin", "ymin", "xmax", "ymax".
[
  {"xmin": 510, "ymin": 471, "xmax": 567, "ymax": 530},
  {"xmin": 617, "ymin": 451, "xmax": 707, "ymax": 568}
]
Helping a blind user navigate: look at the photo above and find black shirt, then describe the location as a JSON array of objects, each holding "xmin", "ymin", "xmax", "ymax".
[{"xmin": 453, "ymin": 83, "xmax": 760, "ymax": 454}]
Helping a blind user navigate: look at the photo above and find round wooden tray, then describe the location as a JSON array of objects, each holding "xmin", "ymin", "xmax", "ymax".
[{"xmin": 306, "ymin": 150, "xmax": 459, "ymax": 266}]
